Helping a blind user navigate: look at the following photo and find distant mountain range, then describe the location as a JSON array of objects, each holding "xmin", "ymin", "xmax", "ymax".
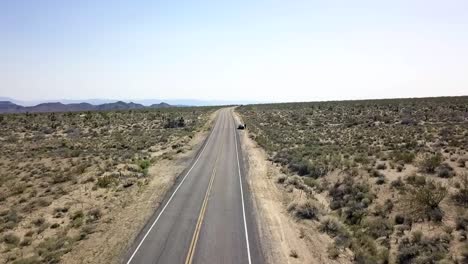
[
  {"xmin": 0, "ymin": 100, "xmax": 172, "ymax": 114},
  {"xmin": 0, "ymin": 97, "xmax": 261, "ymax": 107}
]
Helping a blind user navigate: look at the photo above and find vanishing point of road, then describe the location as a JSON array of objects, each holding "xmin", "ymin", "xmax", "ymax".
[{"xmin": 124, "ymin": 108, "xmax": 264, "ymax": 264}]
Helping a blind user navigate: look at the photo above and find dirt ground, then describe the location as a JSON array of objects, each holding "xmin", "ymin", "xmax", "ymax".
[
  {"xmin": 59, "ymin": 111, "xmax": 218, "ymax": 264},
  {"xmin": 234, "ymin": 111, "xmax": 352, "ymax": 264}
]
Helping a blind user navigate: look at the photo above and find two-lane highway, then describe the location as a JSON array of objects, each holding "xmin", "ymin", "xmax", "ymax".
[{"xmin": 124, "ymin": 108, "xmax": 264, "ymax": 264}]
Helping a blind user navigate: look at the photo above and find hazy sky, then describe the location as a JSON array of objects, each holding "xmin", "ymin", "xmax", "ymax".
[{"xmin": 1, "ymin": 0, "xmax": 467, "ymax": 102}]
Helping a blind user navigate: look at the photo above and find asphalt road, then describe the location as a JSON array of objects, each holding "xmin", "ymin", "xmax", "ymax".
[{"xmin": 124, "ymin": 108, "xmax": 264, "ymax": 264}]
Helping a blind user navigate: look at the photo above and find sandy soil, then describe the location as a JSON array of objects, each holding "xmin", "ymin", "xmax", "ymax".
[
  {"xmin": 234, "ymin": 111, "xmax": 352, "ymax": 264},
  {"xmin": 60, "ymin": 111, "xmax": 218, "ymax": 264}
]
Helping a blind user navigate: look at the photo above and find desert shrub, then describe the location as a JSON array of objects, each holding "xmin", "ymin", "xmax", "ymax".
[
  {"xmin": 32, "ymin": 217, "xmax": 46, "ymax": 227},
  {"xmin": 3, "ymin": 232, "xmax": 20, "ymax": 245},
  {"xmin": 456, "ymin": 214, "xmax": 468, "ymax": 232},
  {"xmin": 78, "ymin": 225, "xmax": 96, "ymax": 240},
  {"xmin": 396, "ymin": 233, "xmax": 450, "ymax": 264},
  {"xmin": 276, "ymin": 175, "xmax": 287, "ymax": 184},
  {"xmin": 319, "ymin": 218, "xmax": 349, "ymax": 238},
  {"xmin": 70, "ymin": 210, "xmax": 83, "ymax": 220},
  {"xmin": 418, "ymin": 153, "xmax": 443, "ymax": 173},
  {"xmin": 376, "ymin": 163, "xmax": 387, "ymax": 170},
  {"xmin": 36, "ymin": 235, "xmax": 74, "ymax": 263},
  {"xmin": 289, "ymin": 160, "xmax": 310, "ymax": 176},
  {"xmin": 402, "ymin": 181, "xmax": 447, "ymax": 222},
  {"xmin": 287, "ymin": 200, "xmax": 320, "ymax": 220},
  {"xmin": 54, "ymin": 206, "xmax": 69, "ymax": 214},
  {"xmin": 391, "ymin": 177, "xmax": 405, "ymax": 190},
  {"xmin": 361, "ymin": 216, "xmax": 394, "ymax": 239},
  {"xmin": 12, "ymin": 183, "xmax": 27, "ymax": 195},
  {"xmin": 453, "ymin": 189, "xmax": 468, "ymax": 208},
  {"xmin": 25, "ymin": 230, "xmax": 34, "ymax": 237},
  {"xmin": 394, "ymin": 214, "xmax": 405, "ymax": 225},
  {"xmin": 164, "ymin": 117, "xmax": 185, "ymax": 128},
  {"xmin": 354, "ymin": 154, "xmax": 370, "ymax": 165},
  {"xmin": 342, "ymin": 203, "xmax": 368, "ymax": 225},
  {"xmin": 137, "ymin": 159, "xmax": 150, "ymax": 176},
  {"xmin": 87, "ymin": 208, "xmax": 102, "ymax": 222},
  {"xmin": 20, "ymin": 237, "xmax": 32, "ymax": 247},
  {"xmin": 302, "ymin": 177, "xmax": 318, "ymax": 189},
  {"xmin": 452, "ymin": 173, "xmax": 468, "ymax": 207},
  {"xmin": 406, "ymin": 174, "xmax": 426, "ymax": 186},
  {"xmin": 308, "ymin": 164, "xmax": 328, "ymax": 178},
  {"xmin": 396, "ymin": 164, "xmax": 404, "ymax": 172},
  {"xmin": 376, "ymin": 176, "xmax": 386, "ymax": 185},
  {"xmin": 392, "ymin": 151, "xmax": 416, "ymax": 164},
  {"xmin": 51, "ymin": 174, "xmax": 71, "ymax": 184},
  {"xmin": 436, "ymin": 163, "xmax": 454, "ymax": 178},
  {"xmin": 70, "ymin": 210, "xmax": 84, "ymax": 228},
  {"xmin": 285, "ymin": 175, "xmax": 303, "ymax": 187},
  {"xmin": 351, "ymin": 232, "xmax": 382, "ymax": 264},
  {"xmin": 371, "ymin": 169, "xmax": 384, "ymax": 178},
  {"xmin": 96, "ymin": 175, "xmax": 115, "ymax": 188},
  {"xmin": 0, "ymin": 210, "xmax": 21, "ymax": 230},
  {"xmin": 329, "ymin": 176, "xmax": 373, "ymax": 224},
  {"xmin": 458, "ymin": 158, "xmax": 467, "ymax": 168},
  {"xmin": 372, "ymin": 199, "xmax": 394, "ymax": 218},
  {"xmin": 74, "ymin": 164, "xmax": 88, "ymax": 174}
]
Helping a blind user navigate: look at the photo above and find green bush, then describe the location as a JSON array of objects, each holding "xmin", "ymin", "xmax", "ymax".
[
  {"xmin": 137, "ymin": 159, "xmax": 151, "ymax": 176},
  {"xmin": 96, "ymin": 175, "xmax": 115, "ymax": 188},
  {"xmin": 418, "ymin": 153, "xmax": 443, "ymax": 174}
]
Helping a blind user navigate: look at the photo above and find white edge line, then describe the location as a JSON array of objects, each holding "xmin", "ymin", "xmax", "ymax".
[
  {"xmin": 126, "ymin": 114, "xmax": 219, "ymax": 264},
  {"xmin": 233, "ymin": 113, "xmax": 253, "ymax": 264}
]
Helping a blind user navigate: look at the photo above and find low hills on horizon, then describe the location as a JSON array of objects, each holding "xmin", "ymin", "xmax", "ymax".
[
  {"xmin": 0, "ymin": 100, "xmax": 172, "ymax": 114},
  {"xmin": 0, "ymin": 97, "xmax": 264, "ymax": 114}
]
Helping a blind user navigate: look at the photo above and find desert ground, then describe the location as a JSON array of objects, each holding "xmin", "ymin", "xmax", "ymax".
[
  {"xmin": 0, "ymin": 107, "xmax": 217, "ymax": 263},
  {"xmin": 236, "ymin": 96, "xmax": 468, "ymax": 263},
  {"xmin": 2, "ymin": 96, "xmax": 467, "ymax": 264}
]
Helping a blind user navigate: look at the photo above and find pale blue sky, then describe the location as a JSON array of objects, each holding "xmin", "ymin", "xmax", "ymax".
[{"xmin": 1, "ymin": 0, "xmax": 467, "ymax": 102}]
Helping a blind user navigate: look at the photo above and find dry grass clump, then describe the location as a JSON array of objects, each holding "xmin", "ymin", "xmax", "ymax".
[
  {"xmin": 0, "ymin": 106, "xmax": 216, "ymax": 262},
  {"xmin": 238, "ymin": 96, "xmax": 468, "ymax": 262}
]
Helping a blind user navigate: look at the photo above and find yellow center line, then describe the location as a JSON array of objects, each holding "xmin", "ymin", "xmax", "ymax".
[{"xmin": 185, "ymin": 114, "xmax": 226, "ymax": 264}]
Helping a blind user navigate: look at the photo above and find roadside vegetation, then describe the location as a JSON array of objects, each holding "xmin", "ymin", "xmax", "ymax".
[
  {"xmin": 237, "ymin": 96, "xmax": 468, "ymax": 263},
  {"xmin": 0, "ymin": 107, "xmax": 216, "ymax": 263}
]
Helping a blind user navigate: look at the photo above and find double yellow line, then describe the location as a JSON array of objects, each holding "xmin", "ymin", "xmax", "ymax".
[{"xmin": 185, "ymin": 115, "xmax": 226, "ymax": 264}]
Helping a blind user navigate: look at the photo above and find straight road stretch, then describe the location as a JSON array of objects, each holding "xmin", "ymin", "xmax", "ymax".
[{"xmin": 124, "ymin": 108, "xmax": 264, "ymax": 264}]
